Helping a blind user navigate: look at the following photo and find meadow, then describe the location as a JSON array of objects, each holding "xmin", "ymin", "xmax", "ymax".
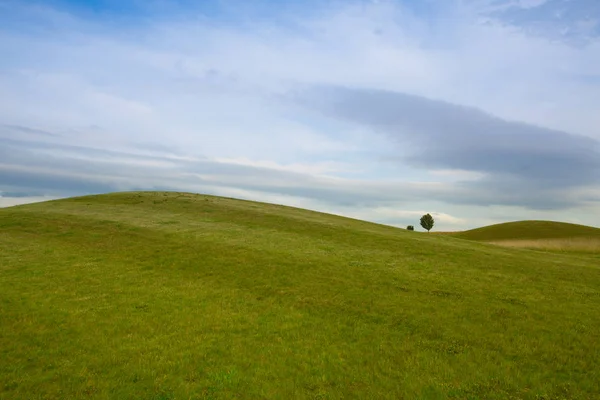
[
  {"xmin": 452, "ymin": 220, "xmax": 600, "ymax": 255},
  {"xmin": 1, "ymin": 192, "xmax": 599, "ymax": 399}
]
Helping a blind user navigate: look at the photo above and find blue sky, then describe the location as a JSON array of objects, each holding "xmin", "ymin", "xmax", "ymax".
[{"xmin": 1, "ymin": 0, "xmax": 599, "ymax": 230}]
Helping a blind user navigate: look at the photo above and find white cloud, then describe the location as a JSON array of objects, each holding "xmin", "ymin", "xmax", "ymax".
[
  {"xmin": 0, "ymin": 195, "xmax": 59, "ymax": 208},
  {"xmin": 0, "ymin": 0, "xmax": 599, "ymax": 229},
  {"xmin": 519, "ymin": 0, "xmax": 550, "ymax": 9},
  {"xmin": 428, "ymin": 169, "xmax": 487, "ymax": 182}
]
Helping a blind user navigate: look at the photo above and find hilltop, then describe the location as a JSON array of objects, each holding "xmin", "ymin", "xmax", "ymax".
[
  {"xmin": 453, "ymin": 220, "xmax": 600, "ymax": 241},
  {"xmin": 1, "ymin": 192, "xmax": 599, "ymax": 399},
  {"xmin": 452, "ymin": 220, "xmax": 600, "ymax": 253}
]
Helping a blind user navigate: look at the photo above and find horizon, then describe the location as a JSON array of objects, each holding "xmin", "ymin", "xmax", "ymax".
[
  {"xmin": 1, "ymin": 0, "xmax": 599, "ymax": 230},
  {"xmin": 3, "ymin": 190, "xmax": 600, "ymax": 232}
]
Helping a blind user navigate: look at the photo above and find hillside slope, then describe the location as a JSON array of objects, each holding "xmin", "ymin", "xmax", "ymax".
[
  {"xmin": 453, "ymin": 220, "xmax": 600, "ymax": 241},
  {"xmin": 452, "ymin": 220, "xmax": 600, "ymax": 253},
  {"xmin": 1, "ymin": 192, "xmax": 599, "ymax": 399}
]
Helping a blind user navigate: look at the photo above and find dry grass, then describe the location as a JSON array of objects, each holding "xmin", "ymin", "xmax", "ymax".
[
  {"xmin": 487, "ymin": 237, "xmax": 600, "ymax": 252},
  {"xmin": 453, "ymin": 220, "xmax": 600, "ymax": 242}
]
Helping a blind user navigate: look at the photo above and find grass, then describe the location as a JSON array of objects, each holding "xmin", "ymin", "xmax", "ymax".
[
  {"xmin": 452, "ymin": 220, "xmax": 600, "ymax": 253},
  {"xmin": 1, "ymin": 191, "xmax": 599, "ymax": 399},
  {"xmin": 486, "ymin": 238, "xmax": 600, "ymax": 252},
  {"xmin": 452, "ymin": 220, "xmax": 600, "ymax": 241}
]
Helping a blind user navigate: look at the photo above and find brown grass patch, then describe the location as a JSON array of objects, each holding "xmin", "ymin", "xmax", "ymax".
[{"xmin": 487, "ymin": 237, "xmax": 600, "ymax": 252}]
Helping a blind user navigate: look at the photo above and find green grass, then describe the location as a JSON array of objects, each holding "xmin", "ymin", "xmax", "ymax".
[
  {"xmin": 452, "ymin": 220, "xmax": 600, "ymax": 254},
  {"xmin": 452, "ymin": 220, "xmax": 600, "ymax": 241},
  {"xmin": 1, "ymin": 192, "xmax": 599, "ymax": 399}
]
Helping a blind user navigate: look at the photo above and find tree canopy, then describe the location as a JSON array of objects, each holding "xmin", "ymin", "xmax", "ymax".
[{"xmin": 420, "ymin": 213, "xmax": 435, "ymax": 232}]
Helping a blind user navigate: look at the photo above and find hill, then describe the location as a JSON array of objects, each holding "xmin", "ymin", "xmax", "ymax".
[
  {"xmin": 452, "ymin": 220, "xmax": 600, "ymax": 253},
  {"xmin": 1, "ymin": 192, "xmax": 599, "ymax": 399},
  {"xmin": 453, "ymin": 220, "xmax": 600, "ymax": 241}
]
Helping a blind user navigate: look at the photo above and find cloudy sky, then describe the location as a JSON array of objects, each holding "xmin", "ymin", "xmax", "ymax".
[{"xmin": 1, "ymin": 0, "xmax": 599, "ymax": 230}]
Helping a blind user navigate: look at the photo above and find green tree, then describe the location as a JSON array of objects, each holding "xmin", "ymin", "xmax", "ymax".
[{"xmin": 420, "ymin": 213, "xmax": 434, "ymax": 232}]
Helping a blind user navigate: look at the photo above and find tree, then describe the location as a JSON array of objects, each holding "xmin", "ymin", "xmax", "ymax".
[
  {"xmin": 406, "ymin": 225, "xmax": 414, "ymax": 231},
  {"xmin": 420, "ymin": 213, "xmax": 434, "ymax": 232}
]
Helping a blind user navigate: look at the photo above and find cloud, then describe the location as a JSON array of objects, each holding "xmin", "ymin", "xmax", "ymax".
[
  {"xmin": 0, "ymin": 0, "xmax": 599, "ymax": 229},
  {"xmin": 0, "ymin": 134, "xmax": 437, "ymax": 203},
  {"xmin": 292, "ymin": 85, "xmax": 600, "ymax": 208},
  {"xmin": 3, "ymin": 128, "xmax": 596, "ymax": 216},
  {"xmin": 0, "ymin": 195, "xmax": 58, "ymax": 208},
  {"xmin": 0, "ymin": 124, "xmax": 59, "ymax": 137},
  {"xmin": 490, "ymin": 0, "xmax": 600, "ymax": 43}
]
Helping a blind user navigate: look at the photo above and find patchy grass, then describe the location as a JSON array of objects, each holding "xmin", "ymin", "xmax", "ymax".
[
  {"xmin": 453, "ymin": 220, "xmax": 600, "ymax": 242},
  {"xmin": 1, "ymin": 192, "xmax": 599, "ymax": 399},
  {"xmin": 452, "ymin": 220, "xmax": 600, "ymax": 254},
  {"xmin": 487, "ymin": 237, "xmax": 600, "ymax": 253}
]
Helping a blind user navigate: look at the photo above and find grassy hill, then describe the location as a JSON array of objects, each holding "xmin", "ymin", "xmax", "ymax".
[
  {"xmin": 453, "ymin": 220, "xmax": 600, "ymax": 241},
  {"xmin": 453, "ymin": 221, "xmax": 600, "ymax": 253},
  {"xmin": 1, "ymin": 192, "xmax": 599, "ymax": 399}
]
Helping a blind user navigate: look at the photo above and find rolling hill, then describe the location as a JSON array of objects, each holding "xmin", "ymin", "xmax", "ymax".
[
  {"xmin": 453, "ymin": 221, "xmax": 600, "ymax": 253},
  {"xmin": 1, "ymin": 192, "xmax": 599, "ymax": 399},
  {"xmin": 453, "ymin": 220, "xmax": 600, "ymax": 241}
]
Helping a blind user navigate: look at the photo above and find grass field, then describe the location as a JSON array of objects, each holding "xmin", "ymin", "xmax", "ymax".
[
  {"xmin": 452, "ymin": 220, "xmax": 600, "ymax": 254},
  {"xmin": 1, "ymin": 192, "xmax": 599, "ymax": 399}
]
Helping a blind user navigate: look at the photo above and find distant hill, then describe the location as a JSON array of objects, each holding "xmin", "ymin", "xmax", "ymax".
[{"xmin": 453, "ymin": 220, "xmax": 600, "ymax": 241}]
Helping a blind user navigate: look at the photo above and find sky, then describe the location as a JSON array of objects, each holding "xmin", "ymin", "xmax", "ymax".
[{"xmin": 1, "ymin": 0, "xmax": 599, "ymax": 231}]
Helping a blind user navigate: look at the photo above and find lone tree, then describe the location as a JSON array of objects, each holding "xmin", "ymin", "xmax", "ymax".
[
  {"xmin": 406, "ymin": 225, "xmax": 414, "ymax": 231},
  {"xmin": 420, "ymin": 213, "xmax": 435, "ymax": 232}
]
